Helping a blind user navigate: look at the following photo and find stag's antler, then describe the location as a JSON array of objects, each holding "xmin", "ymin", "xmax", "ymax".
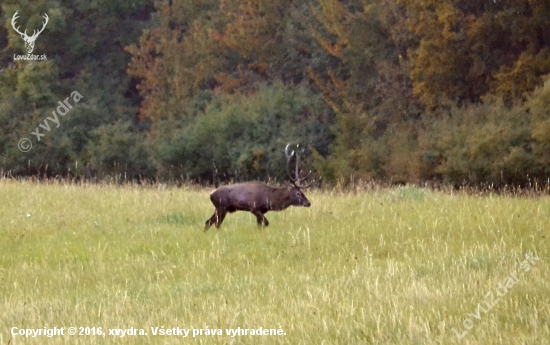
[{"xmin": 285, "ymin": 143, "xmax": 312, "ymax": 188}]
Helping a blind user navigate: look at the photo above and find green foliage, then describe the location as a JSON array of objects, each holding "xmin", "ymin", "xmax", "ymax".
[
  {"xmin": 526, "ymin": 76, "xmax": 550, "ymax": 177},
  {"xmin": 429, "ymin": 102, "xmax": 534, "ymax": 185},
  {"xmin": 15, "ymin": 61, "xmax": 60, "ymax": 106},
  {"xmin": 1, "ymin": 0, "xmax": 550, "ymax": 187},
  {"xmin": 86, "ymin": 121, "xmax": 151, "ymax": 178},
  {"xmin": 414, "ymin": 82, "xmax": 550, "ymax": 186},
  {"xmin": 149, "ymin": 83, "xmax": 334, "ymax": 182},
  {"xmin": 0, "ymin": 0, "xmax": 154, "ymax": 178}
]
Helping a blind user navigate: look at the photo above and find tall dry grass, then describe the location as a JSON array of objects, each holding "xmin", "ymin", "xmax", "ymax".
[{"xmin": 0, "ymin": 180, "xmax": 548, "ymax": 344}]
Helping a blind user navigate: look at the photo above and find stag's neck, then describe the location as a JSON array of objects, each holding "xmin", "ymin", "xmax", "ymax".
[{"xmin": 268, "ymin": 186, "xmax": 293, "ymax": 211}]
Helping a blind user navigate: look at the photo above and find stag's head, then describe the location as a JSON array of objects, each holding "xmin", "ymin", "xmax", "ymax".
[
  {"xmin": 12, "ymin": 11, "xmax": 49, "ymax": 54},
  {"xmin": 285, "ymin": 143, "xmax": 312, "ymax": 207}
]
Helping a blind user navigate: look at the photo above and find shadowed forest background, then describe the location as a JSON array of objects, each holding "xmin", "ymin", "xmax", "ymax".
[{"xmin": 1, "ymin": 0, "xmax": 550, "ymax": 187}]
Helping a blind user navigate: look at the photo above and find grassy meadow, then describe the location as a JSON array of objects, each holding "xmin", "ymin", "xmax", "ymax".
[{"xmin": 0, "ymin": 179, "xmax": 548, "ymax": 344}]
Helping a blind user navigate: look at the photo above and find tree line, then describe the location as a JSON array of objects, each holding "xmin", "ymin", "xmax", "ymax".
[{"xmin": 1, "ymin": 0, "xmax": 549, "ymax": 187}]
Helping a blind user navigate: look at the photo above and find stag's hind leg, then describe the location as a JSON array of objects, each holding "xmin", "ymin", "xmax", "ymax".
[{"xmin": 204, "ymin": 208, "xmax": 227, "ymax": 231}]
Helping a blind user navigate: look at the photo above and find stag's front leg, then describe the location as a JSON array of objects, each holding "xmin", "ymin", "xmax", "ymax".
[
  {"xmin": 204, "ymin": 213, "xmax": 216, "ymax": 231},
  {"xmin": 214, "ymin": 209, "xmax": 227, "ymax": 228},
  {"xmin": 205, "ymin": 209, "xmax": 226, "ymax": 231},
  {"xmin": 252, "ymin": 210, "xmax": 269, "ymax": 227}
]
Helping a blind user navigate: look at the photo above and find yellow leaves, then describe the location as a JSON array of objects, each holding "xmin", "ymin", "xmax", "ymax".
[
  {"xmin": 314, "ymin": 35, "xmax": 346, "ymax": 60},
  {"xmin": 409, "ymin": 38, "xmax": 459, "ymax": 109},
  {"xmin": 528, "ymin": 76, "xmax": 550, "ymax": 143},
  {"xmin": 314, "ymin": 0, "xmax": 350, "ymax": 39},
  {"xmin": 532, "ymin": 119, "xmax": 550, "ymax": 143},
  {"xmin": 328, "ymin": 69, "xmax": 345, "ymax": 90},
  {"xmin": 437, "ymin": 2, "xmax": 462, "ymax": 36},
  {"xmin": 210, "ymin": 29, "xmax": 223, "ymax": 43},
  {"xmin": 493, "ymin": 51, "xmax": 550, "ymax": 103},
  {"xmin": 311, "ymin": 0, "xmax": 352, "ymax": 61},
  {"xmin": 403, "ymin": 0, "xmax": 550, "ymax": 107},
  {"xmin": 308, "ymin": 72, "xmax": 340, "ymax": 114},
  {"xmin": 217, "ymin": 0, "xmax": 286, "ymax": 60},
  {"xmin": 399, "ymin": 0, "xmax": 471, "ymax": 108},
  {"xmin": 127, "ymin": 15, "xmax": 221, "ymax": 122},
  {"xmin": 400, "ymin": 0, "xmax": 458, "ymax": 37},
  {"xmin": 213, "ymin": 73, "xmax": 246, "ymax": 93}
]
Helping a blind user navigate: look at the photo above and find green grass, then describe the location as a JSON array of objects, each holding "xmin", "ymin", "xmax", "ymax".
[{"xmin": 0, "ymin": 181, "xmax": 548, "ymax": 344}]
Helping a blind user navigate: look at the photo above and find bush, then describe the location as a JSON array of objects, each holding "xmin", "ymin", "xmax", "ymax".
[
  {"xmin": 149, "ymin": 82, "xmax": 334, "ymax": 183},
  {"xmin": 420, "ymin": 96, "xmax": 543, "ymax": 186}
]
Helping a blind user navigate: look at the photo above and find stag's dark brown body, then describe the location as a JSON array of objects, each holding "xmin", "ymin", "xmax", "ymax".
[
  {"xmin": 204, "ymin": 182, "xmax": 310, "ymax": 229},
  {"xmin": 204, "ymin": 144, "xmax": 312, "ymax": 230}
]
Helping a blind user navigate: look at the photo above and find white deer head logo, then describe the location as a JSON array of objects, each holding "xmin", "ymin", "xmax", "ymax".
[{"xmin": 11, "ymin": 11, "xmax": 49, "ymax": 54}]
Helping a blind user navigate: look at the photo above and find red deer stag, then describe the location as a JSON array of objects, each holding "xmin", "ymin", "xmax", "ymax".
[{"xmin": 205, "ymin": 144, "xmax": 312, "ymax": 230}]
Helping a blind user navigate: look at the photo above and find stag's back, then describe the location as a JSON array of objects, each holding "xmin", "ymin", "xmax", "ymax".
[{"xmin": 210, "ymin": 182, "xmax": 275, "ymax": 211}]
